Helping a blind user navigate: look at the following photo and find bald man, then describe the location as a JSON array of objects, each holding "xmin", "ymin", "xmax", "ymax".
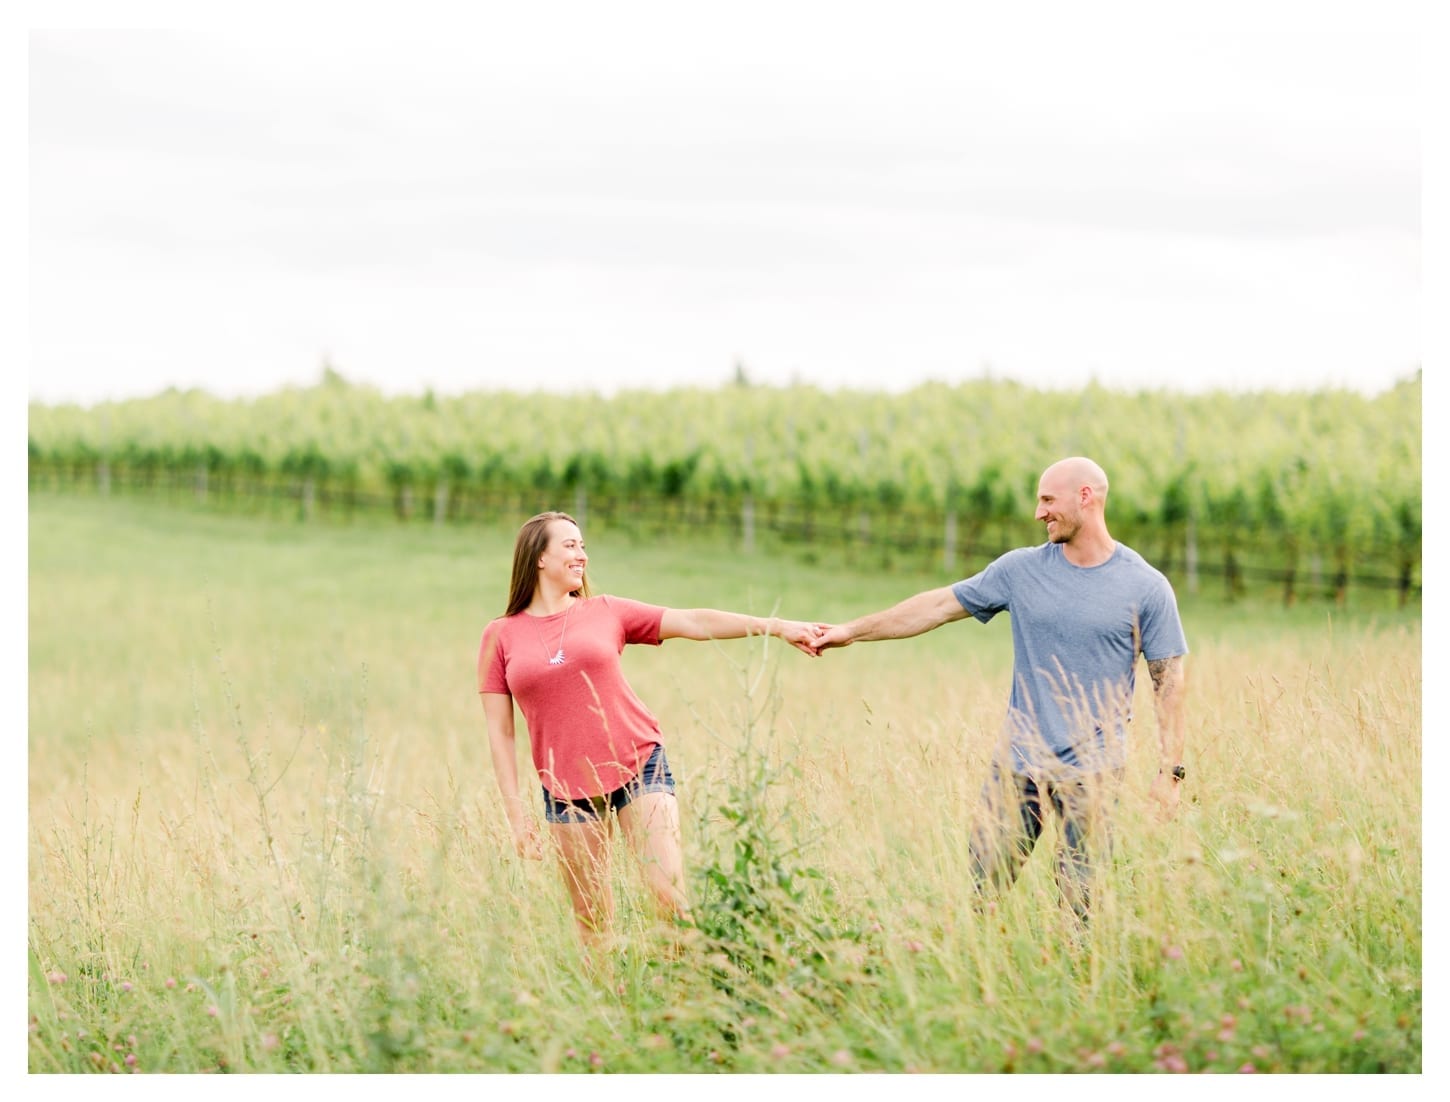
[{"xmin": 812, "ymin": 457, "xmax": 1188, "ymax": 923}]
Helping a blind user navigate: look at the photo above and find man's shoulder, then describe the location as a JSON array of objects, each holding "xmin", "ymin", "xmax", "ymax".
[
  {"xmin": 1111, "ymin": 543, "xmax": 1179, "ymax": 593},
  {"xmin": 1111, "ymin": 542, "xmax": 1161, "ymax": 571},
  {"xmin": 963, "ymin": 543, "xmax": 1051, "ymax": 582},
  {"xmin": 998, "ymin": 543, "xmax": 1053, "ymax": 567}
]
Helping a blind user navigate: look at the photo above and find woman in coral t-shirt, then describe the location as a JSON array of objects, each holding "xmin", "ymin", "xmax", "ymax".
[{"xmin": 478, "ymin": 511, "xmax": 823, "ymax": 949}]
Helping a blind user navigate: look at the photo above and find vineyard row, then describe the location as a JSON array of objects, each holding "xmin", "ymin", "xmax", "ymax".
[{"xmin": 28, "ymin": 458, "xmax": 1420, "ymax": 607}]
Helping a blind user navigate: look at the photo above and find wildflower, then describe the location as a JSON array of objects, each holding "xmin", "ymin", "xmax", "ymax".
[
  {"xmin": 831, "ymin": 1049, "xmax": 853, "ymax": 1067},
  {"xmin": 125, "ymin": 1054, "xmax": 137, "ymax": 1067},
  {"xmin": 165, "ymin": 978, "xmax": 177, "ymax": 989},
  {"xmin": 589, "ymin": 1051, "xmax": 603, "ymax": 1068},
  {"xmin": 120, "ymin": 982, "xmax": 133, "ymax": 993},
  {"xmin": 905, "ymin": 939, "xmax": 923, "ymax": 953},
  {"xmin": 1025, "ymin": 1037, "xmax": 1044, "ymax": 1055},
  {"xmin": 1084, "ymin": 1051, "xmax": 1106, "ymax": 1069},
  {"xmin": 771, "ymin": 1043, "xmax": 790, "ymax": 1060},
  {"xmin": 46, "ymin": 971, "xmax": 66, "ymax": 985},
  {"xmin": 1283, "ymin": 1004, "xmax": 1312, "ymax": 1025},
  {"xmin": 206, "ymin": 1005, "xmax": 219, "ymax": 1018},
  {"xmin": 1163, "ymin": 944, "xmax": 1184, "ymax": 961},
  {"xmin": 1352, "ymin": 1029, "xmax": 1367, "ymax": 1043},
  {"xmin": 1106, "ymin": 1041, "xmax": 1127, "ymax": 1059},
  {"xmin": 1230, "ymin": 959, "xmax": 1243, "ymax": 972},
  {"xmin": 261, "ymin": 1034, "xmax": 279, "ymax": 1052},
  {"xmin": 1238, "ymin": 1063, "xmax": 1256, "ymax": 1073}
]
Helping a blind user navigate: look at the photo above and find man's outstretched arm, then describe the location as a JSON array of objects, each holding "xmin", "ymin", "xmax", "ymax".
[{"xmin": 813, "ymin": 586, "xmax": 969, "ymax": 651}]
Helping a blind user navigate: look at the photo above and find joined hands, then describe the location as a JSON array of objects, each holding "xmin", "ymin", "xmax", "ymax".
[{"xmin": 776, "ymin": 621, "xmax": 851, "ymax": 656}]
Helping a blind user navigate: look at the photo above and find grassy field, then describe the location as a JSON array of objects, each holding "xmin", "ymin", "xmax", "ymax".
[{"xmin": 27, "ymin": 493, "xmax": 1422, "ymax": 1074}]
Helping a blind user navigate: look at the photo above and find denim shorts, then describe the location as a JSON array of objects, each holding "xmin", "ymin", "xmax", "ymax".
[{"xmin": 542, "ymin": 743, "xmax": 676, "ymax": 824}]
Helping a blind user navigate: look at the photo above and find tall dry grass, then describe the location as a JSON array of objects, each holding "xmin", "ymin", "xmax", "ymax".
[{"xmin": 27, "ymin": 495, "xmax": 1421, "ymax": 1072}]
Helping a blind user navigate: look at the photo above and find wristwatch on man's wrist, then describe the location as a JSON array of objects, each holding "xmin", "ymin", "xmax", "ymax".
[{"xmin": 1166, "ymin": 764, "xmax": 1186, "ymax": 782}]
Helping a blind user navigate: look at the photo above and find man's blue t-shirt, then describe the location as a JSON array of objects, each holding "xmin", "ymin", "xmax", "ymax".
[{"xmin": 951, "ymin": 541, "xmax": 1188, "ymax": 775}]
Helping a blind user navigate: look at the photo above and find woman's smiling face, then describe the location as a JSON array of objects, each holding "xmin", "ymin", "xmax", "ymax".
[{"xmin": 538, "ymin": 518, "xmax": 588, "ymax": 592}]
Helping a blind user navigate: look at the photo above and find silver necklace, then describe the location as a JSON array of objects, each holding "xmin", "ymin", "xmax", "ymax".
[{"xmin": 534, "ymin": 600, "xmax": 574, "ymax": 666}]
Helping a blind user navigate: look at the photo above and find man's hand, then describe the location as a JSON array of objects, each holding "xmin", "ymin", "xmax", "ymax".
[
  {"xmin": 1149, "ymin": 769, "xmax": 1181, "ymax": 820},
  {"xmin": 811, "ymin": 623, "xmax": 856, "ymax": 653}
]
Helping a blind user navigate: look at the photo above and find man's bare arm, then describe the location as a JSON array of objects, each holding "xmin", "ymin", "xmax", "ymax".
[
  {"xmin": 813, "ymin": 586, "xmax": 969, "ymax": 651},
  {"xmin": 1148, "ymin": 654, "xmax": 1187, "ymax": 782}
]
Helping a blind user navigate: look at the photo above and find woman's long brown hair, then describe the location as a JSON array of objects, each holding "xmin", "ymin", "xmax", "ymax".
[{"xmin": 504, "ymin": 511, "xmax": 592, "ymax": 616}]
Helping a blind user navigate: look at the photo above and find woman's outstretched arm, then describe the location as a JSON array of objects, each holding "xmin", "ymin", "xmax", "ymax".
[{"xmin": 659, "ymin": 608, "xmax": 825, "ymax": 655}]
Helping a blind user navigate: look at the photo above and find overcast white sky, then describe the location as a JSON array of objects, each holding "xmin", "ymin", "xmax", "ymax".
[{"xmin": 26, "ymin": 4, "xmax": 1425, "ymax": 405}]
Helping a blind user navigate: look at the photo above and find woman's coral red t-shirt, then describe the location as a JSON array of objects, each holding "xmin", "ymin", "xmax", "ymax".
[{"xmin": 478, "ymin": 595, "xmax": 666, "ymax": 799}]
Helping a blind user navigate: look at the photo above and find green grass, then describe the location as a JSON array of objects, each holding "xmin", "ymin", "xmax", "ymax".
[{"xmin": 27, "ymin": 493, "xmax": 1421, "ymax": 1073}]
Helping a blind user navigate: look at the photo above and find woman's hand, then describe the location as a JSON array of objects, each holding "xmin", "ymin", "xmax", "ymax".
[
  {"xmin": 510, "ymin": 816, "xmax": 545, "ymax": 860},
  {"xmin": 774, "ymin": 619, "xmax": 830, "ymax": 656}
]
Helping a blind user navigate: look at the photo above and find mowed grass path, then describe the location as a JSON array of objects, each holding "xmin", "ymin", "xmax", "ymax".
[{"xmin": 28, "ymin": 493, "xmax": 1421, "ymax": 1073}]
